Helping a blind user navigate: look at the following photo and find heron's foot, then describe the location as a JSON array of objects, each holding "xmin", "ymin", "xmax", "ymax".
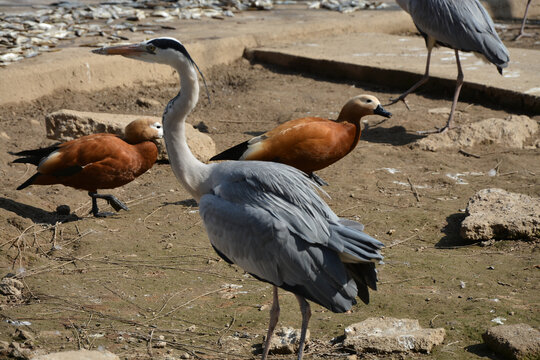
[
  {"xmin": 385, "ymin": 96, "xmax": 410, "ymax": 110},
  {"xmin": 514, "ymin": 32, "xmax": 533, "ymax": 41},
  {"xmin": 416, "ymin": 124, "xmax": 452, "ymax": 135}
]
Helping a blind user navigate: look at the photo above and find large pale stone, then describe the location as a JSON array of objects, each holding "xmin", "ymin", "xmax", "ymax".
[
  {"xmin": 483, "ymin": 324, "xmax": 540, "ymax": 360},
  {"xmin": 45, "ymin": 109, "xmax": 216, "ymax": 162},
  {"xmin": 32, "ymin": 349, "xmax": 119, "ymax": 360},
  {"xmin": 267, "ymin": 327, "xmax": 309, "ymax": 355},
  {"xmin": 460, "ymin": 188, "xmax": 540, "ymax": 241},
  {"xmin": 343, "ymin": 317, "xmax": 445, "ymax": 354},
  {"xmin": 415, "ymin": 115, "xmax": 538, "ymax": 151}
]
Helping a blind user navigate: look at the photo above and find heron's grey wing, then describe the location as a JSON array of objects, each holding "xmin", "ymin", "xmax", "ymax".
[
  {"xmin": 209, "ymin": 162, "xmax": 383, "ymax": 262},
  {"xmin": 202, "ymin": 161, "xmax": 383, "ymax": 308},
  {"xmin": 406, "ymin": 0, "xmax": 509, "ymax": 70},
  {"xmin": 199, "ymin": 193, "xmax": 359, "ymax": 312}
]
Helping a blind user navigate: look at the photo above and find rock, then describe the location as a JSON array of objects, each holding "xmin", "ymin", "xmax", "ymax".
[
  {"xmin": 414, "ymin": 115, "xmax": 538, "ymax": 151},
  {"xmin": 460, "ymin": 188, "xmax": 540, "ymax": 241},
  {"xmin": 153, "ymin": 341, "xmax": 167, "ymax": 348},
  {"xmin": 0, "ymin": 276, "xmax": 24, "ymax": 302},
  {"xmin": 482, "ymin": 324, "xmax": 540, "ymax": 360},
  {"xmin": 10, "ymin": 341, "xmax": 32, "ymax": 359},
  {"xmin": 342, "ymin": 317, "xmax": 445, "ymax": 353},
  {"xmin": 14, "ymin": 328, "xmax": 34, "ymax": 342},
  {"xmin": 45, "ymin": 109, "xmax": 216, "ymax": 162},
  {"xmin": 267, "ymin": 327, "xmax": 309, "ymax": 355},
  {"xmin": 31, "ymin": 349, "xmax": 120, "ymax": 360}
]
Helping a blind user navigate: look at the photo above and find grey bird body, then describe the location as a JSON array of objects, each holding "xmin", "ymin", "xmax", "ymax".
[
  {"xmin": 390, "ymin": 0, "xmax": 510, "ymax": 132},
  {"xmin": 397, "ymin": 0, "xmax": 509, "ymax": 72},
  {"xmin": 200, "ymin": 160, "xmax": 383, "ymax": 312}
]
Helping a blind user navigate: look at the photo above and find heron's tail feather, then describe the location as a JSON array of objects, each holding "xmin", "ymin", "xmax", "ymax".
[{"xmin": 345, "ymin": 262, "xmax": 378, "ymax": 304}]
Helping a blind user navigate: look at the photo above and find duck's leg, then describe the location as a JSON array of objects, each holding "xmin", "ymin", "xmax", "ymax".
[
  {"xmin": 88, "ymin": 192, "xmax": 128, "ymax": 217},
  {"xmin": 261, "ymin": 286, "xmax": 280, "ymax": 360},
  {"xmin": 295, "ymin": 295, "xmax": 312, "ymax": 360},
  {"xmin": 515, "ymin": 0, "xmax": 533, "ymax": 40},
  {"xmin": 386, "ymin": 45, "xmax": 433, "ymax": 108}
]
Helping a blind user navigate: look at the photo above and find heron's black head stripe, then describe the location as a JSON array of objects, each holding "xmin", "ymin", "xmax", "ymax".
[{"xmin": 148, "ymin": 38, "xmax": 193, "ymax": 63}]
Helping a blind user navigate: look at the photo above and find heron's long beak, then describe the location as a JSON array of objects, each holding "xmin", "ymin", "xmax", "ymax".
[
  {"xmin": 374, "ymin": 104, "xmax": 392, "ymax": 118},
  {"xmin": 92, "ymin": 43, "xmax": 146, "ymax": 56}
]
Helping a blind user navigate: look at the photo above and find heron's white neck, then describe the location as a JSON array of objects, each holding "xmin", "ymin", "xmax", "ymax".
[{"xmin": 162, "ymin": 57, "xmax": 209, "ymax": 201}]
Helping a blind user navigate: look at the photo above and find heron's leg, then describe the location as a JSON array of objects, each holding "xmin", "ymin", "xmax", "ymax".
[
  {"xmin": 295, "ymin": 295, "xmax": 311, "ymax": 360},
  {"xmin": 261, "ymin": 286, "xmax": 280, "ymax": 360},
  {"xmin": 443, "ymin": 50, "xmax": 464, "ymax": 132},
  {"xmin": 386, "ymin": 46, "xmax": 432, "ymax": 108},
  {"xmin": 418, "ymin": 50, "xmax": 464, "ymax": 134},
  {"xmin": 89, "ymin": 192, "xmax": 128, "ymax": 217},
  {"xmin": 515, "ymin": 0, "xmax": 533, "ymax": 40}
]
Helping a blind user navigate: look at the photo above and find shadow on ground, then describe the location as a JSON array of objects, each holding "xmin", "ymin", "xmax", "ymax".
[
  {"xmin": 362, "ymin": 124, "xmax": 425, "ymax": 146},
  {"xmin": 466, "ymin": 343, "xmax": 502, "ymax": 360},
  {"xmin": 0, "ymin": 197, "xmax": 78, "ymax": 225},
  {"xmin": 436, "ymin": 212, "xmax": 476, "ymax": 248}
]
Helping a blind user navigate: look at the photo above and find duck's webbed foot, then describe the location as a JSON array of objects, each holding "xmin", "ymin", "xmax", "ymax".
[{"xmin": 89, "ymin": 192, "xmax": 129, "ymax": 217}]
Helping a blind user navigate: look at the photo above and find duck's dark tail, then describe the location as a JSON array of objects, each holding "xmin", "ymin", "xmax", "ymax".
[
  {"xmin": 210, "ymin": 140, "xmax": 249, "ymax": 161},
  {"xmin": 16, "ymin": 173, "xmax": 40, "ymax": 190},
  {"xmin": 10, "ymin": 144, "xmax": 60, "ymax": 166}
]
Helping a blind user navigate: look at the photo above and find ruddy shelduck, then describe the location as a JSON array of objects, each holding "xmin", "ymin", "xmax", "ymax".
[
  {"xmin": 211, "ymin": 94, "xmax": 391, "ymax": 184},
  {"xmin": 13, "ymin": 118, "xmax": 163, "ymax": 217}
]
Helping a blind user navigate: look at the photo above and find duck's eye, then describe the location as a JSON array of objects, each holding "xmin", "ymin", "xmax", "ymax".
[
  {"xmin": 147, "ymin": 44, "xmax": 157, "ymax": 54},
  {"xmin": 366, "ymin": 99, "xmax": 372, "ymax": 103}
]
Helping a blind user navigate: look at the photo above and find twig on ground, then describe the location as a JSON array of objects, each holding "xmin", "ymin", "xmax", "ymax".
[
  {"xmin": 102, "ymin": 283, "xmax": 148, "ymax": 316},
  {"xmin": 146, "ymin": 288, "xmax": 223, "ymax": 323},
  {"xmin": 458, "ymin": 149, "xmax": 480, "ymax": 158},
  {"xmin": 147, "ymin": 328, "xmax": 154, "ymax": 358},
  {"xmin": 429, "ymin": 314, "xmax": 439, "ymax": 328},
  {"xmin": 143, "ymin": 205, "xmax": 165, "ymax": 229},
  {"xmin": 379, "ymin": 275, "xmax": 430, "ymax": 285},
  {"xmin": 19, "ymin": 254, "xmax": 92, "ymax": 278},
  {"xmin": 386, "ymin": 233, "xmax": 419, "ymax": 248},
  {"xmin": 217, "ymin": 314, "xmax": 236, "ymax": 347},
  {"xmin": 407, "ymin": 177, "xmax": 421, "ymax": 202}
]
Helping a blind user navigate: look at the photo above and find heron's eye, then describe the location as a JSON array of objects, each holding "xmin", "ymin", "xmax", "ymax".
[{"xmin": 147, "ymin": 44, "xmax": 157, "ymax": 54}]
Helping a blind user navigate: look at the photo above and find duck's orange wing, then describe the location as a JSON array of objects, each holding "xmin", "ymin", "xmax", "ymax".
[{"xmin": 243, "ymin": 117, "xmax": 357, "ymax": 173}]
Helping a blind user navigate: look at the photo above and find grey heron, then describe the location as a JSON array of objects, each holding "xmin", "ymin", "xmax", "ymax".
[
  {"xmin": 388, "ymin": 0, "xmax": 510, "ymax": 132},
  {"xmin": 93, "ymin": 38, "xmax": 383, "ymax": 360}
]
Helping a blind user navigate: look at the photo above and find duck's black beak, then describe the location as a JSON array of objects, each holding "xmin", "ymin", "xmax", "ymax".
[{"xmin": 374, "ymin": 104, "xmax": 392, "ymax": 118}]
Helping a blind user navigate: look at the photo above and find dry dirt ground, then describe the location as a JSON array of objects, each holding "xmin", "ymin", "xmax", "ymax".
[{"xmin": 0, "ymin": 53, "xmax": 539, "ymax": 360}]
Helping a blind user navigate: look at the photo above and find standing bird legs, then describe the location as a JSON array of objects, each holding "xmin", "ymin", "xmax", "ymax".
[
  {"xmin": 89, "ymin": 192, "xmax": 129, "ymax": 217},
  {"xmin": 386, "ymin": 44, "xmax": 464, "ymax": 133},
  {"xmin": 261, "ymin": 286, "xmax": 312, "ymax": 360},
  {"xmin": 515, "ymin": 0, "xmax": 533, "ymax": 41}
]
